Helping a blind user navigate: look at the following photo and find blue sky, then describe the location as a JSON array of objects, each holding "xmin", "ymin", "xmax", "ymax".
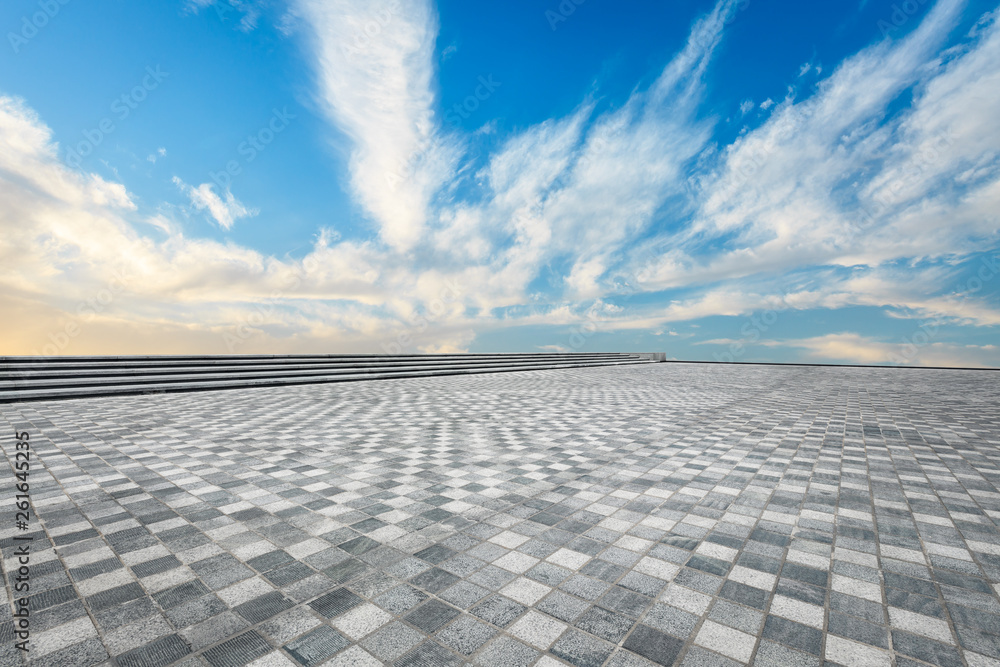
[{"xmin": 1, "ymin": 0, "xmax": 998, "ymax": 366}]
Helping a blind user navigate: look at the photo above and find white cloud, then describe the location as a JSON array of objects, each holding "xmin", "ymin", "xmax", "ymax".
[
  {"xmin": 641, "ymin": 0, "xmax": 999, "ymax": 291},
  {"xmin": 739, "ymin": 99, "xmax": 754, "ymax": 114},
  {"xmin": 293, "ymin": 0, "xmax": 462, "ymax": 251},
  {"xmin": 172, "ymin": 177, "xmax": 258, "ymax": 230},
  {"xmin": 769, "ymin": 332, "xmax": 1000, "ymax": 368}
]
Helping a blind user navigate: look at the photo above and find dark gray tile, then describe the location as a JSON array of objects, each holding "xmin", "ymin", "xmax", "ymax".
[
  {"xmin": 552, "ymin": 629, "xmax": 616, "ymax": 667},
  {"xmin": 891, "ymin": 630, "xmax": 964, "ymax": 667},
  {"xmin": 763, "ymin": 615, "xmax": 823, "ymax": 656},
  {"xmin": 117, "ymin": 634, "xmax": 190, "ymax": 667},
  {"xmin": 622, "ymin": 624, "xmax": 685, "ymax": 666},
  {"xmin": 575, "ymin": 606, "xmax": 634, "ymax": 642},
  {"xmin": 235, "ymin": 591, "xmax": 294, "ymax": 624},
  {"xmin": 283, "ymin": 625, "xmax": 349, "ymax": 667},
  {"xmin": 309, "ymin": 587, "xmax": 362, "ymax": 618},
  {"xmin": 202, "ymin": 630, "xmax": 272, "ymax": 667},
  {"xmin": 394, "ymin": 640, "xmax": 462, "ymax": 667},
  {"xmin": 471, "ymin": 595, "xmax": 526, "ymax": 627},
  {"xmin": 404, "ymin": 599, "xmax": 460, "ymax": 633}
]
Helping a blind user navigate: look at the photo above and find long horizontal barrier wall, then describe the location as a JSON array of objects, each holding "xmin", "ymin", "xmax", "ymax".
[{"xmin": 0, "ymin": 352, "xmax": 662, "ymax": 402}]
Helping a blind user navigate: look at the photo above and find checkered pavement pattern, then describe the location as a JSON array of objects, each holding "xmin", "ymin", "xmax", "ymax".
[{"xmin": 1, "ymin": 362, "xmax": 999, "ymax": 666}]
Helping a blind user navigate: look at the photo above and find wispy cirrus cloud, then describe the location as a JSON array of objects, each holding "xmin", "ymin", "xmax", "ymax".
[
  {"xmin": 172, "ymin": 177, "xmax": 258, "ymax": 230},
  {"xmin": 293, "ymin": 0, "xmax": 463, "ymax": 252},
  {"xmin": 643, "ymin": 0, "xmax": 997, "ymax": 290},
  {"xmin": 183, "ymin": 0, "xmax": 265, "ymax": 31}
]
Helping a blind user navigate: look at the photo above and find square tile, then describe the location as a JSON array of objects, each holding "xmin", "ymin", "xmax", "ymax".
[
  {"xmin": 694, "ymin": 620, "xmax": 756, "ymax": 662},
  {"xmin": 508, "ymin": 609, "xmax": 568, "ymax": 648},
  {"xmin": 501, "ymin": 577, "xmax": 551, "ymax": 605}
]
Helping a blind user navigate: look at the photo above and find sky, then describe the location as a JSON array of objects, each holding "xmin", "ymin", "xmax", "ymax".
[{"xmin": 1, "ymin": 0, "xmax": 998, "ymax": 366}]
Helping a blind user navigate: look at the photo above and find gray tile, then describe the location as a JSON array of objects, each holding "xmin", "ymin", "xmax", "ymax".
[
  {"xmin": 470, "ymin": 595, "xmax": 526, "ymax": 627},
  {"xmin": 309, "ymin": 587, "xmax": 362, "ymax": 619},
  {"xmin": 709, "ymin": 599, "xmax": 765, "ymax": 634},
  {"xmin": 202, "ymin": 630, "xmax": 272, "ymax": 667},
  {"xmin": 763, "ymin": 614, "xmax": 823, "ymax": 656},
  {"xmin": 283, "ymin": 625, "xmax": 349, "ymax": 667},
  {"xmin": 374, "ymin": 585, "xmax": 428, "ymax": 614},
  {"xmin": 575, "ymin": 605, "xmax": 635, "ymax": 642},
  {"xmin": 394, "ymin": 641, "xmax": 462, "ymax": 667},
  {"xmin": 438, "ymin": 614, "xmax": 497, "ymax": 655},
  {"xmin": 182, "ymin": 611, "xmax": 250, "ymax": 650},
  {"xmin": 439, "ymin": 580, "xmax": 490, "ymax": 608},
  {"xmin": 552, "ymin": 628, "xmax": 616, "ymax": 667},
  {"xmin": 404, "ymin": 599, "xmax": 460, "ymax": 633},
  {"xmin": 361, "ymin": 621, "xmax": 425, "ymax": 661},
  {"xmin": 537, "ymin": 590, "xmax": 590, "ymax": 623},
  {"xmin": 622, "ymin": 625, "xmax": 685, "ymax": 666},
  {"xmin": 234, "ymin": 591, "xmax": 293, "ymax": 625},
  {"xmin": 117, "ymin": 634, "xmax": 191, "ymax": 667},
  {"xmin": 476, "ymin": 636, "xmax": 539, "ymax": 667}
]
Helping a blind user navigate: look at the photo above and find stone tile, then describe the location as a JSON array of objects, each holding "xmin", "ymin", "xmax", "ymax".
[
  {"xmin": 329, "ymin": 602, "xmax": 393, "ymax": 640},
  {"xmin": 282, "ymin": 626, "xmax": 349, "ymax": 667},
  {"xmin": 394, "ymin": 641, "xmax": 462, "ymax": 667},
  {"xmin": 202, "ymin": 630, "xmax": 272, "ymax": 667},
  {"xmin": 551, "ymin": 628, "xmax": 616, "ymax": 667},
  {"xmin": 825, "ymin": 634, "xmax": 892, "ymax": 667},
  {"xmin": 476, "ymin": 636, "xmax": 539, "ymax": 667},
  {"xmin": 508, "ymin": 609, "xmax": 568, "ymax": 648},
  {"xmin": 437, "ymin": 614, "xmax": 496, "ymax": 655},
  {"xmin": 623, "ymin": 624, "xmax": 686, "ymax": 666},
  {"xmin": 695, "ymin": 620, "xmax": 757, "ymax": 663},
  {"xmin": 470, "ymin": 594, "xmax": 526, "ymax": 627},
  {"xmin": 404, "ymin": 599, "xmax": 460, "ymax": 633}
]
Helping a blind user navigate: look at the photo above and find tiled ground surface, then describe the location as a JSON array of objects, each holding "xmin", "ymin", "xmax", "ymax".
[{"xmin": 1, "ymin": 363, "xmax": 999, "ymax": 667}]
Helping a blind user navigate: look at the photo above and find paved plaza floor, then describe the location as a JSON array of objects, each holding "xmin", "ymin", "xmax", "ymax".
[{"xmin": 1, "ymin": 363, "xmax": 999, "ymax": 667}]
